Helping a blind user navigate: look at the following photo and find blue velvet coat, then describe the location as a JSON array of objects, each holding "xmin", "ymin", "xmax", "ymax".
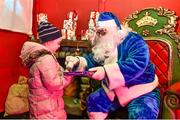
[{"xmin": 85, "ymin": 32, "xmax": 155, "ymax": 87}]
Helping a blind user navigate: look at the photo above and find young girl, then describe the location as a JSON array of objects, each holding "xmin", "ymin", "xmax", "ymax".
[{"xmin": 20, "ymin": 21, "xmax": 72, "ymax": 119}]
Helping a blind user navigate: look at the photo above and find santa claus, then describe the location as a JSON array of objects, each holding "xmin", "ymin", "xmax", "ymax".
[{"xmin": 65, "ymin": 12, "xmax": 160, "ymax": 119}]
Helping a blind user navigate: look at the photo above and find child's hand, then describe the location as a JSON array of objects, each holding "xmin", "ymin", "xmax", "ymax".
[{"xmin": 63, "ymin": 70, "xmax": 74, "ymax": 87}]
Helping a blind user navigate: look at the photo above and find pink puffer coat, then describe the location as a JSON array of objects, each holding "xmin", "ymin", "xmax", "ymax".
[{"xmin": 20, "ymin": 42, "xmax": 72, "ymax": 119}]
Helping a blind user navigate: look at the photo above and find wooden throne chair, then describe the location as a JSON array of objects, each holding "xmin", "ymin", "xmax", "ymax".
[{"xmin": 122, "ymin": 7, "xmax": 180, "ymax": 119}]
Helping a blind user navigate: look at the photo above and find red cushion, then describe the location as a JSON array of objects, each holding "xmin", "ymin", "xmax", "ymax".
[
  {"xmin": 146, "ymin": 40, "xmax": 170, "ymax": 89},
  {"xmin": 176, "ymin": 110, "xmax": 180, "ymax": 119}
]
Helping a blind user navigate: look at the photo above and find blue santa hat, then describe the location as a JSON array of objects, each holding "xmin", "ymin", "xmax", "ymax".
[{"xmin": 97, "ymin": 12, "xmax": 121, "ymax": 29}]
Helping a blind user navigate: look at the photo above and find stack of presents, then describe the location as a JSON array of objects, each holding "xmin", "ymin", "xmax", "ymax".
[{"xmin": 62, "ymin": 11, "xmax": 99, "ymax": 41}]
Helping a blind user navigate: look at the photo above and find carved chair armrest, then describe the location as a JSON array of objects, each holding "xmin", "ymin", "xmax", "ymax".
[{"xmin": 162, "ymin": 82, "xmax": 180, "ymax": 119}]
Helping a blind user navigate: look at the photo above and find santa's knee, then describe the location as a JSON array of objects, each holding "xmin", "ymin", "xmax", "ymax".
[{"xmin": 86, "ymin": 89, "xmax": 104, "ymax": 108}]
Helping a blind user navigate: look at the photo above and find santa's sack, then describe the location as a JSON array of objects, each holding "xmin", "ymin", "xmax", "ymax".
[{"xmin": 4, "ymin": 76, "xmax": 29, "ymax": 116}]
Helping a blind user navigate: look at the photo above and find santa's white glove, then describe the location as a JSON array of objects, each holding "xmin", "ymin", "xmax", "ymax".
[
  {"xmin": 65, "ymin": 56, "xmax": 80, "ymax": 71},
  {"xmin": 88, "ymin": 66, "xmax": 106, "ymax": 81}
]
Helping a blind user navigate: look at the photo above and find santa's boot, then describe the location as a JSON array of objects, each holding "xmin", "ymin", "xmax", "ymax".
[{"xmin": 88, "ymin": 112, "xmax": 108, "ymax": 120}]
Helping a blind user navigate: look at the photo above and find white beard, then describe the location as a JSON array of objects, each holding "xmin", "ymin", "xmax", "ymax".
[
  {"xmin": 92, "ymin": 36, "xmax": 117, "ymax": 65},
  {"xmin": 91, "ymin": 26, "xmax": 130, "ymax": 65}
]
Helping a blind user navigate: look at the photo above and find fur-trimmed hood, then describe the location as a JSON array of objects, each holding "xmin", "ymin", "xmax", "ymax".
[{"xmin": 20, "ymin": 41, "xmax": 51, "ymax": 68}]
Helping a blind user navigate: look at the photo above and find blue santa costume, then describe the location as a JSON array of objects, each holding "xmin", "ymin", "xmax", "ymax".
[{"xmin": 77, "ymin": 12, "xmax": 160, "ymax": 119}]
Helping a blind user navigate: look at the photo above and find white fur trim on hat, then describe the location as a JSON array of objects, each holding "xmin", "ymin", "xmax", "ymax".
[{"xmin": 97, "ymin": 20, "xmax": 117, "ymax": 28}]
